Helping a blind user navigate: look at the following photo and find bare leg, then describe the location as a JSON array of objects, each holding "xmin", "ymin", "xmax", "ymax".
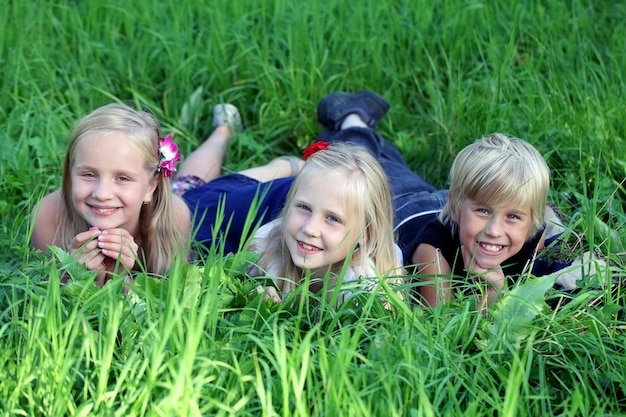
[
  {"xmin": 176, "ymin": 125, "xmax": 232, "ymax": 182},
  {"xmin": 177, "ymin": 103, "xmax": 242, "ymax": 182},
  {"xmin": 238, "ymin": 156, "xmax": 304, "ymax": 182},
  {"xmin": 341, "ymin": 113, "xmax": 368, "ymax": 129}
]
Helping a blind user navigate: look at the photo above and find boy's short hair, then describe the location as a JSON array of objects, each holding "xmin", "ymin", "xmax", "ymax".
[{"xmin": 439, "ymin": 133, "xmax": 550, "ymax": 238}]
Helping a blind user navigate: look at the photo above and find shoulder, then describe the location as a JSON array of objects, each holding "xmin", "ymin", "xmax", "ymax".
[
  {"xmin": 250, "ymin": 219, "xmax": 280, "ymax": 252},
  {"xmin": 416, "ymin": 218, "xmax": 455, "ymax": 248},
  {"xmin": 398, "ymin": 214, "xmax": 454, "ymax": 264},
  {"xmin": 31, "ymin": 190, "xmax": 65, "ymax": 250},
  {"xmin": 36, "ymin": 189, "xmax": 64, "ymax": 213},
  {"xmin": 255, "ymin": 219, "xmax": 279, "ymax": 238}
]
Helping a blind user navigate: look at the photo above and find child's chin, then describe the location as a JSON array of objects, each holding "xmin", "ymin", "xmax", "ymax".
[
  {"xmin": 89, "ymin": 221, "xmax": 121, "ymax": 231},
  {"xmin": 291, "ymin": 258, "xmax": 321, "ymax": 272}
]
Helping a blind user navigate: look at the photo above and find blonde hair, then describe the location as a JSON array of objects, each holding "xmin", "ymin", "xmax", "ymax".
[
  {"xmin": 59, "ymin": 102, "xmax": 185, "ymax": 275},
  {"xmin": 257, "ymin": 142, "xmax": 400, "ymax": 289},
  {"xmin": 439, "ymin": 133, "xmax": 550, "ymax": 238}
]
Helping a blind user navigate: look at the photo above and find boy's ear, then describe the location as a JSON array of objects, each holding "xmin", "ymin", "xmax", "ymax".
[{"xmin": 448, "ymin": 192, "xmax": 460, "ymax": 222}]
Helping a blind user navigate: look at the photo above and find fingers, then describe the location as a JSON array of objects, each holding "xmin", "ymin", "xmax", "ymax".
[
  {"xmin": 69, "ymin": 227, "xmax": 101, "ymax": 255},
  {"xmin": 460, "ymin": 245, "xmax": 493, "ymax": 275},
  {"xmin": 69, "ymin": 227, "xmax": 106, "ymax": 271},
  {"xmin": 96, "ymin": 228, "xmax": 139, "ymax": 271},
  {"xmin": 69, "ymin": 227, "xmax": 138, "ymax": 287},
  {"xmin": 256, "ymin": 285, "xmax": 282, "ymax": 304},
  {"xmin": 94, "ymin": 269, "xmax": 110, "ymax": 287}
]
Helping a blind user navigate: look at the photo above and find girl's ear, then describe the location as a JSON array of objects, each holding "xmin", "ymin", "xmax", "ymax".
[
  {"xmin": 143, "ymin": 175, "xmax": 159, "ymax": 204},
  {"xmin": 360, "ymin": 228, "xmax": 371, "ymax": 251}
]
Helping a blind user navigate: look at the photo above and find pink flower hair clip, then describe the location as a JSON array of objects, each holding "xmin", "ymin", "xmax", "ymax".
[
  {"xmin": 158, "ymin": 134, "xmax": 181, "ymax": 178},
  {"xmin": 302, "ymin": 141, "xmax": 330, "ymax": 160}
]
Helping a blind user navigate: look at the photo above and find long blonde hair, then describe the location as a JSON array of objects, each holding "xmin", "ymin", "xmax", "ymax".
[
  {"xmin": 59, "ymin": 103, "xmax": 186, "ymax": 275},
  {"xmin": 257, "ymin": 142, "xmax": 400, "ymax": 287},
  {"xmin": 439, "ymin": 133, "xmax": 550, "ymax": 238}
]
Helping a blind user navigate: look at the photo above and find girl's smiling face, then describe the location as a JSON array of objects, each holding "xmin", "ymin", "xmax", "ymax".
[
  {"xmin": 71, "ymin": 131, "xmax": 157, "ymax": 235},
  {"xmin": 453, "ymin": 198, "xmax": 533, "ymax": 271},
  {"xmin": 283, "ymin": 169, "xmax": 361, "ymax": 277}
]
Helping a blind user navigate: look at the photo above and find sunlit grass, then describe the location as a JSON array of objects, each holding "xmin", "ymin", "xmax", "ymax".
[{"xmin": 1, "ymin": 0, "xmax": 625, "ymax": 415}]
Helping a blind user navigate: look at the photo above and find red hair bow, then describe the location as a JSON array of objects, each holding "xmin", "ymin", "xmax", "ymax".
[{"xmin": 302, "ymin": 141, "xmax": 330, "ymax": 160}]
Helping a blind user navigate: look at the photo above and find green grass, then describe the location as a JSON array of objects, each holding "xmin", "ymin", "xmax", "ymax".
[{"xmin": 2, "ymin": 0, "xmax": 626, "ymax": 415}]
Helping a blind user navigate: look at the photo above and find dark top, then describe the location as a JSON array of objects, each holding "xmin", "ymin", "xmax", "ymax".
[{"xmin": 399, "ymin": 213, "xmax": 544, "ymax": 280}]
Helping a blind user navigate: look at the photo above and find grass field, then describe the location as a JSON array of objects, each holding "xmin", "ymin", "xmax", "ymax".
[{"xmin": 1, "ymin": 0, "xmax": 625, "ymax": 415}]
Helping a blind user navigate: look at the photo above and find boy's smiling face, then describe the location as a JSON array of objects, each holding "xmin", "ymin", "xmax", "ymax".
[{"xmin": 452, "ymin": 198, "xmax": 533, "ymax": 271}]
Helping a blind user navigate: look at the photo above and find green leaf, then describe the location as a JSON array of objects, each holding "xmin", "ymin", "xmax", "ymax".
[
  {"xmin": 223, "ymin": 250, "xmax": 259, "ymax": 276},
  {"xmin": 182, "ymin": 264, "xmax": 203, "ymax": 308},
  {"xmin": 594, "ymin": 217, "xmax": 625, "ymax": 253},
  {"xmin": 478, "ymin": 274, "xmax": 557, "ymax": 349}
]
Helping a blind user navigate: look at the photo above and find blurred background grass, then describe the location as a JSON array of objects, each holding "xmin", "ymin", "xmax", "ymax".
[{"xmin": 3, "ymin": 0, "xmax": 624, "ymax": 203}]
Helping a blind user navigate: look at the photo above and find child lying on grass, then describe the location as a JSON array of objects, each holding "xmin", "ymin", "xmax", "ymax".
[
  {"xmin": 31, "ymin": 103, "xmax": 190, "ymax": 286},
  {"xmin": 248, "ymin": 141, "xmax": 404, "ymax": 304},
  {"xmin": 400, "ymin": 133, "xmax": 608, "ymax": 310}
]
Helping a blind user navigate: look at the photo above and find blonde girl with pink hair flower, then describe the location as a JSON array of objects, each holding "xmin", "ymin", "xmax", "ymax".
[{"xmin": 31, "ymin": 103, "xmax": 191, "ymax": 286}]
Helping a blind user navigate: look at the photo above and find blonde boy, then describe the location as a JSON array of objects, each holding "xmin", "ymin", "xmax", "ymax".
[{"xmin": 405, "ymin": 133, "xmax": 551, "ymax": 308}]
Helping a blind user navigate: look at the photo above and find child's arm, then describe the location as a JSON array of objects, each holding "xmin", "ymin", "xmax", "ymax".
[
  {"xmin": 31, "ymin": 191, "xmax": 110, "ymax": 284},
  {"xmin": 412, "ymin": 243, "xmax": 453, "ymax": 307}
]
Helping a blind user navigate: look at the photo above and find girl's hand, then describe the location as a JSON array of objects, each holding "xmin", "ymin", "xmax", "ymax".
[
  {"xmin": 69, "ymin": 227, "xmax": 107, "ymax": 284},
  {"xmin": 95, "ymin": 228, "xmax": 138, "ymax": 287},
  {"xmin": 97, "ymin": 228, "xmax": 139, "ymax": 271},
  {"xmin": 69, "ymin": 227, "xmax": 138, "ymax": 287},
  {"xmin": 255, "ymin": 285, "xmax": 282, "ymax": 304}
]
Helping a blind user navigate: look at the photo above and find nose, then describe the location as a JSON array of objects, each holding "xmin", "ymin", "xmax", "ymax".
[
  {"xmin": 302, "ymin": 216, "xmax": 321, "ymax": 237},
  {"xmin": 92, "ymin": 179, "xmax": 113, "ymax": 200},
  {"xmin": 485, "ymin": 215, "xmax": 504, "ymax": 237}
]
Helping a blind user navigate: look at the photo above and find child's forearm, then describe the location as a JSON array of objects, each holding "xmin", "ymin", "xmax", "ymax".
[{"xmin": 421, "ymin": 277, "xmax": 453, "ymax": 307}]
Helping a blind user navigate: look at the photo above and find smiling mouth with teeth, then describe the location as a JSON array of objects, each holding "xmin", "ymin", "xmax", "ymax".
[
  {"xmin": 299, "ymin": 241, "xmax": 321, "ymax": 251},
  {"xmin": 480, "ymin": 243, "xmax": 503, "ymax": 253},
  {"xmin": 91, "ymin": 206, "xmax": 118, "ymax": 214}
]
